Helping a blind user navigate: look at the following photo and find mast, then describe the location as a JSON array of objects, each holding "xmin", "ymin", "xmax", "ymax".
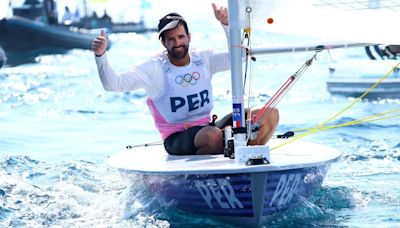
[
  {"xmin": 225, "ymin": 0, "xmax": 272, "ymax": 164},
  {"xmin": 227, "ymin": 0, "xmax": 247, "ymax": 147}
]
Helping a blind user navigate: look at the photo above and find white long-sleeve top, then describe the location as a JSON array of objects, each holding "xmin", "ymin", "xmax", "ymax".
[
  {"xmin": 94, "ymin": 25, "xmax": 233, "ymax": 139},
  {"xmin": 94, "ymin": 25, "xmax": 231, "ymax": 99}
]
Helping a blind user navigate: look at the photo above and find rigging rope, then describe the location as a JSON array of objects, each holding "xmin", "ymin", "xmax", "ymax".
[
  {"xmin": 243, "ymin": 8, "xmax": 254, "ymax": 142},
  {"xmin": 319, "ymin": 61, "xmax": 400, "ymax": 127},
  {"xmin": 241, "ymin": 5, "xmax": 324, "ymax": 145},
  {"xmin": 292, "ymin": 108, "xmax": 400, "ymax": 133},
  {"xmin": 271, "ymin": 60, "xmax": 400, "ymax": 151},
  {"xmin": 251, "ymin": 49, "xmax": 322, "ymax": 125}
]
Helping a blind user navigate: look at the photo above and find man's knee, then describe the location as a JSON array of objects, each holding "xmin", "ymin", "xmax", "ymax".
[
  {"xmin": 195, "ymin": 126, "xmax": 223, "ymax": 146},
  {"xmin": 257, "ymin": 107, "xmax": 279, "ymax": 126},
  {"xmin": 194, "ymin": 126, "xmax": 223, "ymax": 153},
  {"xmin": 269, "ymin": 108, "xmax": 279, "ymax": 124}
]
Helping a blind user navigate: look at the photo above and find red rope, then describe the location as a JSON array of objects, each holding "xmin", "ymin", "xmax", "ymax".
[{"xmin": 252, "ymin": 75, "xmax": 295, "ymax": 124}]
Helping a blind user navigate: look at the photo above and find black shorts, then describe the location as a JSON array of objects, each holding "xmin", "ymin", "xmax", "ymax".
[
  {"xmin": 164, "ymin": 126, "xmax": 205, "ymax": 155},
  {"xmin": 163, "ymin": 113, "xmax": 241, "ymax": 155}
]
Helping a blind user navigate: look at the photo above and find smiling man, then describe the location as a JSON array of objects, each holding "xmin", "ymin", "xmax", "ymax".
[{"xmin": 92, "ymin": 3, "xmax": 279, "ymax": 155}]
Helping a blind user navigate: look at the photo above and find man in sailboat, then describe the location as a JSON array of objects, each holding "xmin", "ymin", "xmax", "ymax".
[{"xmin": 92, "ymin": 4, "xmax": 279, "ymax": 155}]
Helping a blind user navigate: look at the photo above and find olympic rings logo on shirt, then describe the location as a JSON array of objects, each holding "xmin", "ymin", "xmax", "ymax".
[{"xmin": 175, "ymin": 72, "xmax": 201, "ymax": 87}]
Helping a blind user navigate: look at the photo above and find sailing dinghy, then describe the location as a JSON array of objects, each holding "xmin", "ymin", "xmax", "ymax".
[
  {"xmin": 108, "ymin": 0, "xmax": 400, "ymax": 226},
  {"xmin": 109, "ymin": 139, "xmax": 340, "ymax": 226}
]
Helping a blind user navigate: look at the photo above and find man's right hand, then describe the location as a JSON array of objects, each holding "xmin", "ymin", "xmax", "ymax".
[{"xmin": 92, "ymin": 30, "xmax": 107, "ymax": 56}]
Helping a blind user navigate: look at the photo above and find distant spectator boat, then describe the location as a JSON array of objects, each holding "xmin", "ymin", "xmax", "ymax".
[
  {"xmin": 0, "ymin": 16, "xmax": 110, "ymax": 52},
  {"xmin": 11, "ymin": 0, "xmax": 157, "ymax": 34},
  {"xmin": 63, "ymin": 15, "xmax": 157, "ymax": 34},
  {"xmin": 327, "ymin": 59, "xmax": 400, "ymax": 99}
]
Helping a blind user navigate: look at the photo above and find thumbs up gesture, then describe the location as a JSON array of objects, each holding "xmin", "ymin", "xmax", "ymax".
[{"xmin": 92, "ymin": 30, "xmax": 107, "ymax": 56}]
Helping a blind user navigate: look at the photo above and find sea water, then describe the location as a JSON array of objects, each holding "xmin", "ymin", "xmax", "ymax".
[{"xmin": 1, "ymin": 1, "xmax": 400, "ymax": 227}]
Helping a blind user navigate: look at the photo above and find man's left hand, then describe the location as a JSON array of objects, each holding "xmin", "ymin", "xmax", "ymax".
[{"xmin": 212, "ymin": 3, "xmax": 228, "ymax": 26}]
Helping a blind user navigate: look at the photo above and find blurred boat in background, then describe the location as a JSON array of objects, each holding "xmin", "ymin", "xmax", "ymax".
[
  {"xmin": 0, "ymin": 16, "xmax": 105, "ymax": 52},
  {"xmin": 327, "ymin": 45, "xmax": 400, "ymax": 99},
  {"xmin": 0, "ymin": 15, "xmax": 110, "ymax": 66},
  {"xmin": 0, "ymin": 0, "xmax": 156, "ymax": 66},
  {"xmin": 10, "ymin": 0, "xmax": 157, "ymax": 34}
]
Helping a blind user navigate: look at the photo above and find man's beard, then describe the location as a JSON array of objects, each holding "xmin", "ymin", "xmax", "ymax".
[{"xmin": 167, "ymin": 44, "xmax": 189, "ymax": 60}]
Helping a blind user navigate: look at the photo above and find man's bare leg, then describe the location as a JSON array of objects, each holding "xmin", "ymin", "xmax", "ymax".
[{"xmin": 194, "ymin": 126, "xmax": 224, "ymax": 155}]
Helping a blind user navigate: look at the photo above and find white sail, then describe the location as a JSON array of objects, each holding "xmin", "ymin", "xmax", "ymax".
[{"xmin": 237, "ymin": 0, "xmax": 400, "ymax": 45}]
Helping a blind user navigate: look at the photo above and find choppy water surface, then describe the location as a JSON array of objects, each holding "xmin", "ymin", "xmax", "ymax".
[{"xmin": 1, "ymin": 3, "xmax": 400, "ymax": 227}]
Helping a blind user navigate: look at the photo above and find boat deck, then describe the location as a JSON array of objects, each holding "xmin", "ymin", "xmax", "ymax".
[{"xmin": 108, "ymin": 139, "xmax": 342, "ymax": 175}]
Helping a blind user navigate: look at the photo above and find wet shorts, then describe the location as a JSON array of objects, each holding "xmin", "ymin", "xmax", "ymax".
[
  {"xmin": 163, "ymin": 114, "xmax": 235, "ymax": 156},
  {"xmin": 163, "ymin": 126, "xmax": 205, "ymax": 155}
]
